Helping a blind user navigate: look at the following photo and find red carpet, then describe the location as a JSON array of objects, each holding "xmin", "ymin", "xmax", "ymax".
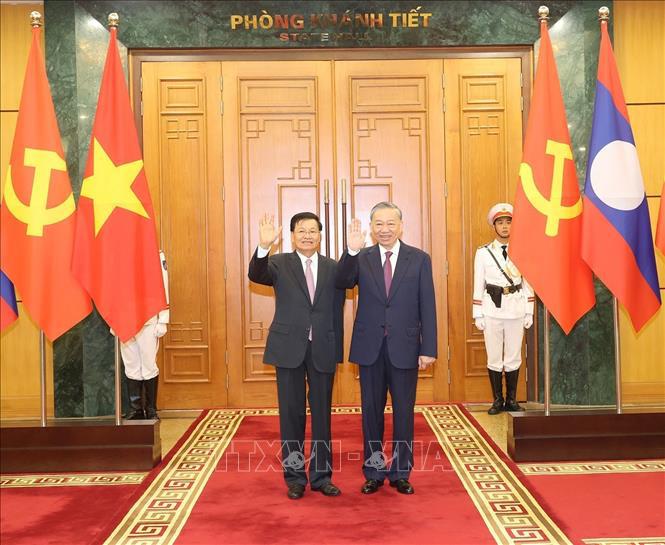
[
  {"xmin": 0, "ymin": 481, "xmax": 140, "ymax": 545},
  {"xmin": 4, "ymin": 409, "xmax": 663, "ymax": 545},
  {"xmin": 520, "ymin": 470, "xmax": 665, "ymax": 542},
  {"xmin": 175, "ymin": 411, "xmax": 495, "ymax": 545}
]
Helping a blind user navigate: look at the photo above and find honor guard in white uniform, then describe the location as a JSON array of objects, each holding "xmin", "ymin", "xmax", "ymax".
[
  {"xmin": 120, "ymin": 251, "xmax": 169, "ymax": 420},
  {"xmin": 473, "ymin": 204, "xmax": 534, "ymax": 414}
]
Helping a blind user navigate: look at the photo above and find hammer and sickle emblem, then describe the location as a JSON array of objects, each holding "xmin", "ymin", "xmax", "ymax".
[
  {"xmin": 3, "ymin": 148, "xmax": 75, "ymax": 237},
  {"xmin": 519, "ymin": 139, "xmax": 582, "ymax": 237}
]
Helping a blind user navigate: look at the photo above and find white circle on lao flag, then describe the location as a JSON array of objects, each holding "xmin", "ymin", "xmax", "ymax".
[{"xmin": 590, "ymin": 140, "xmax": 644, "ymax": 210}]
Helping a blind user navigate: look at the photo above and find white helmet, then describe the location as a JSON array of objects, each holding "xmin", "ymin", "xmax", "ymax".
[{"xmin": 487, "ymin": 203, "xmax": 513, "ymax": 226}]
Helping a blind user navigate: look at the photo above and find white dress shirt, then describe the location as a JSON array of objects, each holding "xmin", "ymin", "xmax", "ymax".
[
  {"xmin": 348, "ymin": 239, "xmax": 400, "ymax": 278},
  {"xmin": 256, "ymin": 246, "xmax": 318, "ymax": 288}
]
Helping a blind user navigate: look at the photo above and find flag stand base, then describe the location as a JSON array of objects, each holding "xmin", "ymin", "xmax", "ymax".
[
  {"xmin": 0, "ymin": 418, "xmax": 160, "ymax": 472},
  {"xmin": 507, "ymin": 409, "xmax": 665, "ymax": 462}
]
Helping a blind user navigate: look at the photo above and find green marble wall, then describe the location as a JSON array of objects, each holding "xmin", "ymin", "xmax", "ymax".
[{"xmin": 44, "ymin": 0, "xmax": 614, "ymax": 415}]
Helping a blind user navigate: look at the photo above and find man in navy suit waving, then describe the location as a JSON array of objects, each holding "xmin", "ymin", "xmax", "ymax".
[{"xmin": 336, "ymin": 202, "xmax": 437, "ymax": 495}]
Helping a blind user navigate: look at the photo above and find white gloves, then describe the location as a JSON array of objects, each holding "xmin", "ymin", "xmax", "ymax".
[
  {"xmin": 524, "ymin": 314, "xmax": 533, "ymax": 329},
  {"xmin": 155, "ymin": 323, "xmax": 168, "ymax": 338},
  {"xmin": 474, "ymin": 317, "xmax": 485, "ymax": 331}
]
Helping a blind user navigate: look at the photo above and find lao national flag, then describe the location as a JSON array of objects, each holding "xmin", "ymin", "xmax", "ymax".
[
  {"xmin": 581, "ymin": 22, "xmax": 661, "ymax": 332},
  {"xmin": 1, "ymin": 270, "xmax": 18, "ymax": 332}
]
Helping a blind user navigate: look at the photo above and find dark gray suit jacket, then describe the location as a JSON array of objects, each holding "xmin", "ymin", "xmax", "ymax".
[{"xmin": 248, "ymin": 250, "xmax": 345, "ymax": 373}]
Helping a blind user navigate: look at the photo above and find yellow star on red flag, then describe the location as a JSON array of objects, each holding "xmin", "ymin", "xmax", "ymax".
[{"xmin": 80, "ymin": 138, "xmax": 148, "ymax": 236}]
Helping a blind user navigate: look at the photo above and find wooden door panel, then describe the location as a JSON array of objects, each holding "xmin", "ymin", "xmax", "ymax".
[
  {"xmin": 334, "ymin": 60, "xmax": 447, "ymax": 405},
  {"xmin": 223, "ymin": 61, "xmax": 334, "ymax": 407},
  {"xmin": 445, "ymin": 57, "xmax": 525, "ymax": 402},
  {"xmin": 142, "ymin": 61, "xmax": 226, "ymax": 408}
]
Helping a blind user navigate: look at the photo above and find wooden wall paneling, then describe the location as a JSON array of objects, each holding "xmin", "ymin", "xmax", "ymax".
[
  {"xmin": 333, "ymin": 59, "xmax": 447, "ymax": 404},
  {"xmin": 141, "ymin": 61, "xmax": 226, "ymax": 408},
  {"xmin": 614, "ymin": 0, "xmax": 665, "ymax": 104},
  {"xmin": 0, "ymin": 305, "xmax": 54, "ymax": 419},
  {"xmin": 223, "ymin": 60, "xmax": 334, "ymax": 407},
  {"xmin": 445, "ymin": 57, "xmax": 525, "ymax": 402},
  {"xmin": 0, "ymin": 3, "xmax": 43, "ymax": 111},
  {"xmin": 627, "ymin": 104, "xmax": 665, "ymax": 196}
]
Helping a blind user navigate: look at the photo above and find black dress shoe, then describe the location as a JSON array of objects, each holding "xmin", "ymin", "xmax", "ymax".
[
  {"xmin": 313, "ymin": 482, "xmax": 341, "ymax": 496},
  {"xmin": 389, "ymin": 479, "xmax": 414, "ymax": 495},
  {"xmin": 286, "ymin": 483, "xmax": 305, "ymax": 500},
  {"xmin": 360, "ymin": 479, "xmax": 384, "ymax": 494}
]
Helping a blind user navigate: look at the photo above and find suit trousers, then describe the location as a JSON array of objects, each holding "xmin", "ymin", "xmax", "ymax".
[
  {"xmin": 275, "ymin": 342, "xmax": 335, "ymax": 488},
  {"xmin": 359, "ymin": 337, "xmax": 419, "ymax": 482}
]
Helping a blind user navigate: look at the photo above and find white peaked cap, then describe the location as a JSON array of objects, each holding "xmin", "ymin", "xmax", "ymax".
[{"xmin": 487, "ymin": 203, "xmax": 513, "ymax": 226}]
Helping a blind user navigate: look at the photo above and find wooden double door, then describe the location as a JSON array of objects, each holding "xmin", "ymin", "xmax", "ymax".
[{"xmin": 140, "ymin": 55, "xmax": 526, "ymax": 409}]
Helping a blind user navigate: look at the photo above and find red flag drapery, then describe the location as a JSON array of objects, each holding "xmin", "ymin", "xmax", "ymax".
[
  {"xmin": 72, "ymin": 25, "xmax": 166, "ymax": 342},
  {"xmin": 509, "ymin": 18, "xmax": 595, "ymax": 334},
  {"xmin": 0, "ymin": 24, "xmax": 91, "ymax": 340},
  {"xmin": 656, "ymin": 183, "xmax": 665, "ymax": 256}
]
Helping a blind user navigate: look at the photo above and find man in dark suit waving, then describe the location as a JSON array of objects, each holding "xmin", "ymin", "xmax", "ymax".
[
  {"xmin": 336, "ymin": 202, "xmax": 437, "ymax": 495},
  {"xmin": 249, "ymin": 212, "xmax": 345, "ymax": 500}
]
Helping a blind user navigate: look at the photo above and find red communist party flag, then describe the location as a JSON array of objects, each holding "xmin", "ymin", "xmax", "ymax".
[
  {"xmin": 0, "ymin": 19, "xmax": 91, "ymax": 340},
  {"xmin": 510, "ymin": 15, "xmax": 596, "ymax": 334},
  {"xmin": 656, "ymin": 183, "xmax": 665, "ymax": 256},
  {"xmin": 72, "ymin": 22, "xmax": 166, "ymax": 342}
]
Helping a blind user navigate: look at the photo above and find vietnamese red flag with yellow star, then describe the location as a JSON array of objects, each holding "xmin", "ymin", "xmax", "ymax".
[
  {"xmin": 72, "ymin": 25, "xmax": 166, "ymax": 342},
  {"xmin": 0, "ymin": 22, "xmax": 91, "ymax": 340},
  {"xmin": 509, "ymin": 18, "xmax": 595, "ymax": 334}
]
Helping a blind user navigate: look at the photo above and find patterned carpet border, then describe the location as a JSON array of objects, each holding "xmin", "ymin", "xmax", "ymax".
[
  {"xmin": 423, "ymin": 405, "xmax": 573, "ymax": 545},
  {"xmin": 518, "ymin": 460, "xmax": 665, "ymax": 475},
  {"xmin": 582, "ymin": 538, "xmax": 665, "ymax": 545},
  {"xmin": 102, "ymin": 410, "xmax": 243, "ymax": 545},
  {"xmin": 0, "ymin": 472, "xmax": 146, "ymax": 488},
  {"xmin": 101, "ymin": 404, "xmax": 580, "ymax": 545}
]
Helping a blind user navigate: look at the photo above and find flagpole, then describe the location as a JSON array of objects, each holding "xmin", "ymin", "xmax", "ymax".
[
  {"xmin": 39, "ymin": 331, "xmax": 48, "ymax": 426},
  {"xmin": 114, "ymin": 336, "xmax": 122, "ymax": 425},
  {"xmin": 612, "ymin": 297, "xmax": 623, "ymax": 414},
  {"xmin": 25, "ymin": 11, "xmax": 50, "ymax": 429},
  {"xmin": 536, "ymin": 5, "xmax": 553, "ymax": 418},
  {"xmin": 596, "ymin": 6, "xmax": 623, "ymax": 416},
  {"xmin": 543, "ymin": 308, "xmax": 551, "ymax": 416}
]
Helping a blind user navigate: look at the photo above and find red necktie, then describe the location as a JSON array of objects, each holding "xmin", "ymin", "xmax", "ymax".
[{"xmin": 384, "ymin": 251, "xmax": 393, "ymax": 297}]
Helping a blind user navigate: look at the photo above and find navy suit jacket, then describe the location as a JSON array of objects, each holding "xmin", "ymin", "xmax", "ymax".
[{"xmin": 336, "ymin": 242, "xmax": 437, "ymax": 369}]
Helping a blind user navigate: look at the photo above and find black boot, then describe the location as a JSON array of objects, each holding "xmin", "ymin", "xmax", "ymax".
[
  {"xmin": 504, "ymin": 369, "xmax": 525, "ymax": 412},
  {"xmin": 125, "ymin": 378, "xmax": 145, "ymax": 420},
  {"xmin": 144, "ymin": 377, "xmax": 160, "ymax": 420},
  {"xmin": 487, "ymin": 370, "xmax": 504, "ymax": 415}
]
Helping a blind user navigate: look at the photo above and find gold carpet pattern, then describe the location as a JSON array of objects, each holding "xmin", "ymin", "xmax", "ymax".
[
  {"xmin": 0, "ymin": 472, "xmax": 146, "ymax": 488},
  {"xmin": 424, "ymin": 405, "xmax": 573, "ymax": 545},
  {"xmin": 102, "ymin": 410, "xmax": 245, "ymax": 545},
  {"xmin": 101, "ymin": 405, "xmax": 577, "ymax": 545},
  {"xmin": 582, "ymin": 538, "xmax": 665, "ymax": 545},
  {"xmin": 519, "ymin": 460, "xmax": 665, "ymax": 475}
]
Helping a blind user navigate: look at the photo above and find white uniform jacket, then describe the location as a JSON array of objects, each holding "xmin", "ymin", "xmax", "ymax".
[{"xmin": 472, "ymin": 240, "xmax": 534, "ymax": 320}]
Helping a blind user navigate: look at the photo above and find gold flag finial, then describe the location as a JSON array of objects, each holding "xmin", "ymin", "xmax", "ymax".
[
  {"xmin": 30, "ymin": 11, "xmax": 42, "ymax": 28},
  {"xmin": 598, "ymin": 7, "xmax": 610, "ymax": 22},
  {"xmin": 538, "ymin": 6, "xmax": 550, "ymax": 21},
  {"xmin": 108, "ymin": 12, "xmax": 119, "ymax": 28}
]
